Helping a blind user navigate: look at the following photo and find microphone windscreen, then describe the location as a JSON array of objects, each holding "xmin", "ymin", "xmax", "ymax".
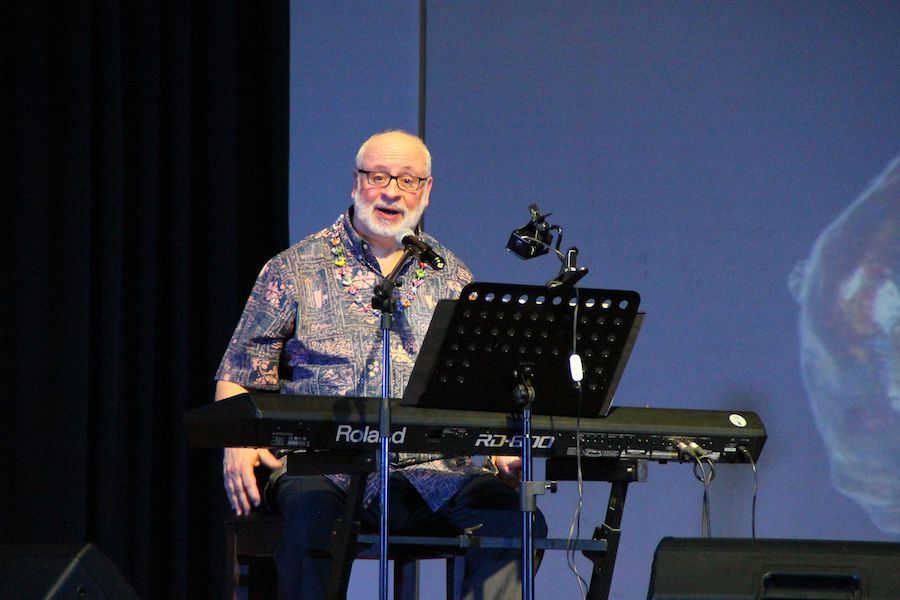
[{"xmin": 395, "ymin": 228, "xmax": 416, "ymax": 245}]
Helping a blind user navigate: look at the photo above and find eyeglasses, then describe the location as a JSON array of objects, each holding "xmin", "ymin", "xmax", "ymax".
[{"xmin": 357, "ymin": 170, "xmax": 429, "ymax": 193}]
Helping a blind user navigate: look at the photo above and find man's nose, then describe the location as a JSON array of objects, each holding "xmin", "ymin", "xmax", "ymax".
[{"xmin": 381, "ymin": 181, "xmax": 403, "ymax": 197}]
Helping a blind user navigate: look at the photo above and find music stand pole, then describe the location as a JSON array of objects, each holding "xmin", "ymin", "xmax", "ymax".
[{"xmin": 372, "ymin": 250, "xmax": 413, "ymax": 600}]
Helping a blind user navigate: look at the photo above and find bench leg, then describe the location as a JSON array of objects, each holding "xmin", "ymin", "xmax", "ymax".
[{"xmin": 394, "ymin": 556, "xmax": 418, "ymax": 600}]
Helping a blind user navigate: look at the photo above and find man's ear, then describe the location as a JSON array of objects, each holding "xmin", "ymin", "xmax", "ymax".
[
  {"xmin": 420, "ymin": 177, "xmax": 433, "ymax": 209},
  {"xmin": 350, "ymin": 172, "xmax": 359, "ymax": 201}
]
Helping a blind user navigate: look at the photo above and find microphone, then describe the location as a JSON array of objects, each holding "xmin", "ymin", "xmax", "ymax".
[{"xmin": 395, "ymin": 228, "xmax": 445, "ymax": 270}]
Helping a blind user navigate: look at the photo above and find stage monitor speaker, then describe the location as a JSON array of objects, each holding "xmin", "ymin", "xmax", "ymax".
[
  {"xmin": 648, "ymin": 537, "xmax": 900, "ymax": 600},
  {"xmin": 0, "ymin": 544, "xmax": 140, "ymax": 599}
]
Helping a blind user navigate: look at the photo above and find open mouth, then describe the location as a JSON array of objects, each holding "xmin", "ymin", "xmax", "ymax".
[{"xmin": 375, "ymin": 206, "xmax": 403, "ymax": 219}]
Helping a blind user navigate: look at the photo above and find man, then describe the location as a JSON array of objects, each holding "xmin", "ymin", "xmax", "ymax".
[{"xmin": 215, "ymin": 130, "xmax": 546, "ymax": 599}]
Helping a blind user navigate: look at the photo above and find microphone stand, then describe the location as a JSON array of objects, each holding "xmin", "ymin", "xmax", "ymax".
[
  {"xmin": 371, "ymin": 248, "xmax": 413, "ymax": 600},
  {"xmin": 514, "ymin": 368, "xmax": 537, "ymax": 600},
  {"xmin": 514, "ymin": 367, "xmax": 556, "ymax": 600}
]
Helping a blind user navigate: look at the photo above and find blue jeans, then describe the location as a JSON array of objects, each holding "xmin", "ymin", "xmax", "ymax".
[{"xmin": 275, "ymin": 473, "xmax": 547, "ymax": 600}]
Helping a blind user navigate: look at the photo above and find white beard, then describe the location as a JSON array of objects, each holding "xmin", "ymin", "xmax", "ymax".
[{"xmin": 352, "ymin": 189, "xmax": 427, "ymax": 241}]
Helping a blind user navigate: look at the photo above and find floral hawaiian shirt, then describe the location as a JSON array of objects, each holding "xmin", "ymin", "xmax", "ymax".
[{"xmin": 216, "ymin": 209, "xmax": 487, "ymax": 510}]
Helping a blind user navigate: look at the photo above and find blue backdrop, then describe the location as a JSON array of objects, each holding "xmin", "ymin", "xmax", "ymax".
[{"xmin": 290, "ymin": 2, "xmax": 899, "ymax": 598}]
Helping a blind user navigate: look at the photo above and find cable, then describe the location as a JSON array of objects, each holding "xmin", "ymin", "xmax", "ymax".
[
  {"xmin": 739, "ymin": 446, "xmax": 758, "ymax": 538},
  {"xmin": 689, "ymin": 453, "xmax": 716, "ymax": 538},
  {"xmin": 518, "ymin": 234, "xmax": 567, "ymax": 263},
  {"xmin": 565, "ymin": 287, "xmax": 588, "ymax": 598},
  {"xmin": 564, "ymin": 408, "xmax": 589, "ymax": 599},
  {"xmin": 679, "ymin": 442, "xmax": 716, "ymax": 538},
  {"xmin": 701, "ymin": 455, "xmax": 716, "ymax": 538}
]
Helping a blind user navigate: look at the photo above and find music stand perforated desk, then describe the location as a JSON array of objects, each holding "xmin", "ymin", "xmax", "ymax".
[{"xmin": 403, "ymin": 282, "xmax": 643, "ymax": 418}]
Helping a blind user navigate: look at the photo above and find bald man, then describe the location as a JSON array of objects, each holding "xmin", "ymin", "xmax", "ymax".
[{"xmin": 215, "ymin": 131, "xmax": 546, "ymax": 599}]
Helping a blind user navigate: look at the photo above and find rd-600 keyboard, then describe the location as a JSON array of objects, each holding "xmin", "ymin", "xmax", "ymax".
[{"xmin": 185, "ymin": 393, "xmax": 765, "ymax": 463}]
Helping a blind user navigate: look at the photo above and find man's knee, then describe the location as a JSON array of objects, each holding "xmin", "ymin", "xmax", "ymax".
[{"xmin": 276, "ymin": 476, "xmax": 345, "ymax": 545}]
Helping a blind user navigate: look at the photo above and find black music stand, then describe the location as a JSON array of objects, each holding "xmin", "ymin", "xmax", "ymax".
[
  {"xmin": 403, "ymin": 281, "xmax": 642, "ymax": 599},
  {"xmin": 403, "ymin": 282, "xmax": 642, "ymax": 418}
]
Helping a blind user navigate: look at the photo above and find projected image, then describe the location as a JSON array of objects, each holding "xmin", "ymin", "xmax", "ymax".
[{"xmin": 790, "ymin": 155, "xmax": 900, "ymax": 535}]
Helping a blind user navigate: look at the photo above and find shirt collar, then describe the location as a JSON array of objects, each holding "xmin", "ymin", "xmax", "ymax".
[
  {"xmin": 340, "ymin": 207, "xmax": 432, "ymax": 277},
  {"xmin": 339, "ymin": 207, "xmax": 371, "ymax": 265}
]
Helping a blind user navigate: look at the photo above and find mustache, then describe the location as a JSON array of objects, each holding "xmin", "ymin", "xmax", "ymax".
[
  {"xmin": 352, "ymin": 189, "xmax": 407, "ymax": 216},
  {"xmin": 372, "ymin": 202, "xmax": 405, "ymax": 215}
]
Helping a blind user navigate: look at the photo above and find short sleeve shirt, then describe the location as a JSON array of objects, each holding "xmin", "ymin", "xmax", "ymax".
[{"xmin": 216, "ymin": 210, "xmax": 485, "ymax": 510}]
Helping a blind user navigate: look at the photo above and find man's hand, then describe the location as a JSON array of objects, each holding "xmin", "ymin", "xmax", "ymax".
[
  {"xmin": 491, "ymin": 455, "xmax": 523, "ymax": 480},
  {"xmin": 216, "ymin": 380, "xmax": 283, "ymax": 515},
  {"xmin": 223, "ymin": 447, "xmax": 283, "ymax": 515}
]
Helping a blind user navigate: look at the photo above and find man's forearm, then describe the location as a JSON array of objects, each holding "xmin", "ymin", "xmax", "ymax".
[{"xmin": 215, "ymin": 379, "xmax": 249, "ymax": 401}]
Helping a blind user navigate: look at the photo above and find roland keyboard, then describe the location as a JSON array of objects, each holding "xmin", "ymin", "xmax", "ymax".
[{"xmin": 186, "ymin": 393, "xmax": 765, "ymax": 463}]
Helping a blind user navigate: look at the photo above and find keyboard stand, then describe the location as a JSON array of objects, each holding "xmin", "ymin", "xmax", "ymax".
[
  {"xmin": 283, "ymin": 452, "xmax": 644, "ymax": 600},
  {"xmin": 546, "ymin": 457, "xmax": 647, "ymax": 600}
]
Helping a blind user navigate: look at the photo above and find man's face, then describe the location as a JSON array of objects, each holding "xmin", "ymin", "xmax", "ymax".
[{"xmin": 351, "ymin": 132, "xmax": 432, "ymax": 248}]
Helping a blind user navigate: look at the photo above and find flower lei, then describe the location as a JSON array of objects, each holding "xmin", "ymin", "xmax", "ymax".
[{"xmin": 330, "ymin": 222, "xmax": 429, "ymax": 314}]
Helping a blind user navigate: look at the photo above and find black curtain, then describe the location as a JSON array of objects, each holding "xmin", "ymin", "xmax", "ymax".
[{"xmin": 1, "ymin": 2, "xmax": 288, "ymax": 597}]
